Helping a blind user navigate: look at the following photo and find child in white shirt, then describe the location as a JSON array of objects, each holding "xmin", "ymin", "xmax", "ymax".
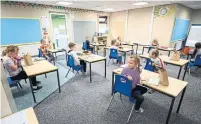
[
  {"xmin": 68, "ymin": 43, "xmax": 86, "ymax": 72},
  {"xmin": 149, "ymin": 49, "xmax": 165, "ymax": 71}
]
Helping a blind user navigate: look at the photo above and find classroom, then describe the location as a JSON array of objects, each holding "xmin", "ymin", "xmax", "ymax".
[{"xmin": 1, "ymin": 1, "xmax": 201, "ymax": 124}]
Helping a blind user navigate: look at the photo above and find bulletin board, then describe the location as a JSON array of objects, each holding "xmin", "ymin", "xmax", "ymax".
[{"xmin": 1, "ymin": 18, "xmax": 42, "ymax": 46}]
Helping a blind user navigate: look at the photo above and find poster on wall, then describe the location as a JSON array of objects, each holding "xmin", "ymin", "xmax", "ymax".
[{"xmin": 41, "ymin": 16, "xmax": 49, "ymax": 28}]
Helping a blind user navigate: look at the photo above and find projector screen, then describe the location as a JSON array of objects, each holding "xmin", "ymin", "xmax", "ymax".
[{"xmin": 186, "ymin": 24, "xmax": 201, "ymax": 47}]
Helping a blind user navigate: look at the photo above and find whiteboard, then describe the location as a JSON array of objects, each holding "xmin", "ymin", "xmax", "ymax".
[{"xmin": 186, "ymin": 24, "xmax": 201, "ymax": 47}]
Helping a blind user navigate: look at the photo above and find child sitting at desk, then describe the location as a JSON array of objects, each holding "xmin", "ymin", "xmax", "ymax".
[
  {"xmin": 85, "ymin": 36, "xmax": 94, "ymax": 52},
  {"xmin": 151, "ymin": 39, "xmax": 159, "ymax": 46},
  {"xmin": 121, "ymin": 56, "xmax": 147, "ymax": 113},
  {"xmin": 117, "ymin": 36, "xmax": 123, "ymax": 46},
  {"xmin": 148, "ymin": 49, "xmax": 165, "ymax": 94},
  {"xmin": 149, "ymin": 49, "xmax": 165, "ymax": 71},
  {"xmin": 191, "ymin": 42, "xmax": 201, "ymax": 62},
  {"xmin": 2, "ymin": 45, "xmax": 42, "ymax": 91},
  {"xmin": 110, "ymin": 39, "xmax": 123, "ymax": 64},
  {"xmin": 110, "ymin": 39, "xmax": 118, "ymax": 49},
  {"xmin": 68, "ymin": 42, "xmax": 87, "ymax": 73},
  {"xmin": 40, "ymin": 39, "xmax": 55, "ymax": 62}
]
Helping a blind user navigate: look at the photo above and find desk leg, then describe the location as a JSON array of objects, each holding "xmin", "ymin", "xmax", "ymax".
[
  {"xmin": 166, "ymin": 98, "xmax": 175, "ymax": 124},
  {"xmin": 55, "ymin": 53, "xmax": 57, "ymax": 60},
  {"xmin": 177, "ymin": 66, "xmax": 182, "ymax": 79},
  {"xmin": 176, "ymin": 87, "xmax": 187, "ymax": 113},
  {"xmin": 124, "ymin": 52, "xmax": 126, "ymax": 64},
  {"xmin": 168, "ymin": 51, "xmax": 171, "ymax": 57},
  {"xmin": 29, "ymin": 78, "xmax": 36, "ymax": 103},
  {"xmin": 104, "ymin": 48, "xmax": 106, "ymax": 57},
  {"xmin": 97, "ymin": 47, "xmax": 99, "ymax": 55},
  {"xmin": 136, "ymin": 45, "xmax": 138, "ymax": 55},
  {"xmin": 182, "ymin": 63, "xmax": 188, "ymax": 81},
  {"xmin": 105, "ymin": 59, "xmax": 106, "ymax": 78},
  {"xmin": 90, "ymin": 63, "xmax": 92, "ymax": 83},
  {"xmin": 132, "ymin": 46, "xmax": 134, "ymax": 55},
  {"xmin": 112, "ymin": 72, "xmax": 114, "ymax": 95},
  {"xmin": 57, "ymin": 70, "xmax": 61, "ymax": 93},
  {"xmin": 187, "ymin": 54, "xmax": 190, "ymax": 60},
  {"xmin": 142, "ymin": 46, "xmax": 144, "ymax": 55},
  {"xmin": 65, "ymin": 50, "xmax": 68, "ymax": 65},
  {"xmin": 93, "ymin": 46, "xmax": 95, "ymax": 54}
]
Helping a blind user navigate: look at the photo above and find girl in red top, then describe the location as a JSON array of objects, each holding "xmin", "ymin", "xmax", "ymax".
[{"xmin": 40, "ymin": 39, "xmax": 55, "ymax": 62}]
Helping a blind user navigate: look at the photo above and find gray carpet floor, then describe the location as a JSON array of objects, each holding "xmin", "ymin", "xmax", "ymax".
[{"xmin": 34, "ymin": 52, "xmax": 201, "ymax": 124}]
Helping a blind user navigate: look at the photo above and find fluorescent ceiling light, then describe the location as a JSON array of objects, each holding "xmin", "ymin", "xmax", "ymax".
[
  {"xmin": 133, "ymin": 2, "xmax": 149, "ymax": 6},
  {"xmin": 103, "ymin": 8, "xmax": 114, "ymax": 11},
  {"xmin": 56, "ymin": 2, "xmax": 73, "ymax": 6}
]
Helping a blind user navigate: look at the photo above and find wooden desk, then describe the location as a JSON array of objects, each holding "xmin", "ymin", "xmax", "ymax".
[
  {"xmin": 122, "ymin": 42, "xmax": 149, "ymax": 54},
  {"xmin": 22, "ymin": 60, "xmax": 61, "ymax": 103},
  {"xmin": 104, "ymin": 47, "xmax": 133, "ymax": 64},
  {"xmin": 1, "ymin": 107, "xmax": 39, "ymax": 124},
  {"xmin": 78, "ymin": 54, "xmax": 106, "ymax": 83},
  {"xmin": 47, "ymin": 48, "xmax": 67, "ymax": 60},
  {"xmin": 142, "ymin": 46, "xmax": 175, "ymax": 56},
  {"xmin": 140, "ymin": 54, "xmax": 189, "ymax": 80},
  {"xmin": 91, "ymin": 43, "xmax": 106, "ymax": 55},
  {"xmin": 112, "ymin": 68, "xmax": 188, "ymax": 124}
]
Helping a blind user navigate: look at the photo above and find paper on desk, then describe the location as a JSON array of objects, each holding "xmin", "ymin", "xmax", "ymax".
[
  {"xmin": 147, "ymin": 78, "xmax": 160, "ymax": 86},
  {"xmin": 1, "ymin": 111, "xmax": 28, "ymax": 124}
]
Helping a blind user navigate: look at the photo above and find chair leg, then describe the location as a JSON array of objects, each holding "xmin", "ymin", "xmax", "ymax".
[
  {"xmin": 45, "ymin": 73, "xmax": 47, "ymax": 78},
  {"xmin": 107, "ymin": 94, "xmax": 115, "ymax": 110},
  {"xmin": 120, "ymin": 94, "xmax": 123, "ymax": 103},
  {"xmin": 24, "ymin": 79, "xmax": 27, "ymax": 83},
  {"xmin": 17, "ymin": 82, "xmax": 23, "ymax": 89},
  {"xmin": 127, "ymin": 104, "xmax": 135, "ymax": 124},
  {"xmin": 189, "ymin": 68, "xmax": 190, "ymax": 75},
  {"xmin": 107, "ymin": 59, "xmax": 111, "ymax": 66},
  {"xmin": 65, "ymin": 68, "xmax": 71, "ymax": 78}
]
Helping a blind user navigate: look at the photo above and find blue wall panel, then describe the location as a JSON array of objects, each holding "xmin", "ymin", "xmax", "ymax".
[
  {"xmin": 1, "ymin": 18, "xmax": 42, "ymax": 45},
  {"xmin": 171, "ymin": 18, "xmax": 190, "ymax": 42}
]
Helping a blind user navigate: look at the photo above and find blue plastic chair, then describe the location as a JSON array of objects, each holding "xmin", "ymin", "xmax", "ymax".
[
  {"xmin": 107, "ymin": 74, "xmax": 138, "ymax": 123},
  {"xmin": 188, "ymin": 54, "xmax": 201, "ymax": 75},
  {"xmin": 7, "ymin": 77, "xmax": 23, "ymax": 91},
  {"xmin": 144, "ymin": 58, "xmax": 154, "ymax": 72},
  {"xmin": 65, "ymin": 55, "xmax": 83, "ymax": 78},
  {"xmin": 82, "ymin": 42, "xmax": 88, "ymax": 51},
  {"xmin": 108, "ymin": 48, "xmax": 123, "ymax": 65}
]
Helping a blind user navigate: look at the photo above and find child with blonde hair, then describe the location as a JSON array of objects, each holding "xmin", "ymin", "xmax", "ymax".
[
  {"xmin": 121, "ymin": 56, "xmax": 147, "ymax": 113},
  {"xmin": 3, "ymin": 45, "xmax": 42, "ymax": 91},
  {"xmin": 151, "ymin": 39, "xmax": 159, "ymax": 46}
]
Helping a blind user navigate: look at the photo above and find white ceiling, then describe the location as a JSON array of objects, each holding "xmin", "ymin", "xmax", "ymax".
[{"xmin": 12, "ymin": 0, "xmax": 201, "ymax": 12}]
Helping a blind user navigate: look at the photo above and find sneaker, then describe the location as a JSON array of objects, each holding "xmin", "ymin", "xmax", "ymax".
[
  {"xmin": 33, "ymin": 86, "xmax": 43, "ymax": 91},
  {"xmin": 135, "ymin": 108, "xmax": 144, "ymax": 113}
]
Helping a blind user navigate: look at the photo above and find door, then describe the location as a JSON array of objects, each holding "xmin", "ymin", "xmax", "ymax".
[{"xmin": 50, "ymin": 13, "xmax": 68, "ymax": 50}]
